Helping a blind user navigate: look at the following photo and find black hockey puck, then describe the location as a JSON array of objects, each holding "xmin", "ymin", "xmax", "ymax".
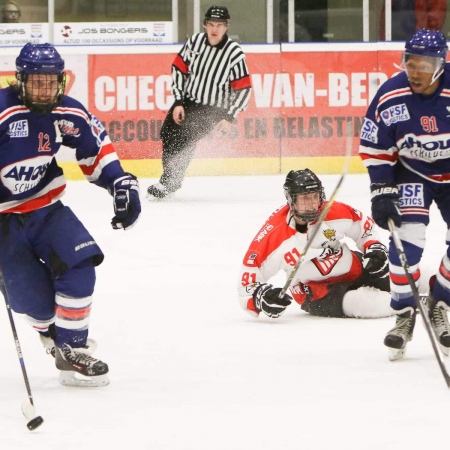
[{"xmin": 27, "ymin": 416, "xmax": 44, "ymax": 431}]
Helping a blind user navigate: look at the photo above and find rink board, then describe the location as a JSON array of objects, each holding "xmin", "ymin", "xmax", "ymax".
[{"xmin": 0, "ymin": 43, "xmax": 403, "ymax": 179}]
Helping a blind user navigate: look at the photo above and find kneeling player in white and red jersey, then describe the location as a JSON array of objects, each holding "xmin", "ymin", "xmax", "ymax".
[{"xmin": 238, "ymin": 169, "xmax": 394, "ymax": 319}]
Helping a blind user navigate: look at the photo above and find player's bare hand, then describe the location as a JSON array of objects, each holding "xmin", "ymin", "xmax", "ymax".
[{"xmin": 173, "ymin": 106, "xmax": 185, "ymax": 125}]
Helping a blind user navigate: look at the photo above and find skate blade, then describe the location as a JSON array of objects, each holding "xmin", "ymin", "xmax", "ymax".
[
  {"xmin": 388, "ymin": 347, "xmax": 406, "ymax": 361},
  {"xmin": 59, "ymin": 371, "xmax": 110, "ymax": 387}
]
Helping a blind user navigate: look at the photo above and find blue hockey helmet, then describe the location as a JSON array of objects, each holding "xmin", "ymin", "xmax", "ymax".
[
  {"xmin": 16, "ymin": 42, "xmax": 65, "ymax": 74},
  {"xmin": 15, "ymin": 43, "xmax": 66, "ymax": 114},
  {"xmin": 405, "ymin": 28, "xmax": 448, "ymax": 59},
  {"xmin": 401, "ymin": 29, "xmax": 448, "ymax": 84}
]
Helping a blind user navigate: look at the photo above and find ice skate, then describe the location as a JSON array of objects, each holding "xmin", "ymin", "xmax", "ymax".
[
  {"xmin": 428, "ymin": 297, "xmax": 450, "ymax": 356},
  {"xmin": 147, "ymin": 182, "xmax": 175, "ymax": 200},
  {"xmin": 55, "ymin": 342, "xmax": 109, "ymax": 387},
  {"xmin": 384, "ymin": 308, "xmax": 417, "ymax": 361},
  {"xmin": 40, "ymin": 334, "xmax": 97, "ymax": 359}
]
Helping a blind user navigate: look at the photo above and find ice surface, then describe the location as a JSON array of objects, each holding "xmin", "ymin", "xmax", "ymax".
[{"xmin": 1, "ymin": 173, "xmax": 449, "ymax": 449}]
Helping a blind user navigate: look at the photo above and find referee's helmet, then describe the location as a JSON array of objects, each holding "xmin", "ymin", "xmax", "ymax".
[{"xmin": 204, "ymin": 5, "xmax": 230, "ymax": 24}]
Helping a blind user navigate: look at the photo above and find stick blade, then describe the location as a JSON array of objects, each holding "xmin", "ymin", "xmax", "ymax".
[{"xmin": 21, "ymin": 399, "xmax": 36, "ymax": 419}]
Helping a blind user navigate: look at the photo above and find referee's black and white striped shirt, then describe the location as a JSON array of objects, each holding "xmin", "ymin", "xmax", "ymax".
[{"xmin": 171, "ymin": 33, "xmax": 252, "ymax": 120}]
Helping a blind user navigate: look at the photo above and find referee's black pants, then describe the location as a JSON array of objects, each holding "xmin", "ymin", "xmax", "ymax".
[{"xmin": 159, "ymin": 99, "xmax": 229, "ymax": 191}]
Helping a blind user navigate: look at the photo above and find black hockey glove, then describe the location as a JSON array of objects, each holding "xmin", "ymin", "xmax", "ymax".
[
  {"xmin": 363, "ymin": 243, "xmax": 389, "ymax": 277},
  {"xmin": 253, "ymin": 283, "xmax": 292, "ymax": 318},
  {"xmin": 370, "ymin": 182, "xmax": 402, "ymax": 230},
  {"xmin": 109, "ymin": 173, "xmax": 141, "ymax": 230}
]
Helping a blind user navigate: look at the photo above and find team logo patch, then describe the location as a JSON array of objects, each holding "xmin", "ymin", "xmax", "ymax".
[
  {"xmin": 312, "ymin": 247, "xmax": 343, "ymax": 276},
  {"xmin": 360, "ymin": 117, "xmax": 378, "ymax": 144},
  {"xmin": 398, "ymin": 183, "xmax": 425, "ymax": 208},
  {"xmin": 380, "ymin": 104, "xmax": 410, "ymax": 126},
  {"xmin": 246, "ymin": 252, "xmax": 257, "ymax": 266},
  {"xmin": 1, "ymin": 155, "xmax": 52, "ymax": 194},
  {"xmin": 8, "ymin": 120, "xmax": 28, "ymax": 138},
  {"xmin": 58, "ymin": 119, "xmax": 80, "ymax": 136},
  {"xmin": 323, "ymin": 228, "xmax": 336, "ymax": 240},
  {"xmin": 90, "ymin": 116, "xmax": 105, "ymax": 146}
]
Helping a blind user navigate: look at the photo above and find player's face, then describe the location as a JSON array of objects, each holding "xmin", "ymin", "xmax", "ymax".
[
  {"xmin": 404, "ymin": 55, "xmax": 441, "ymax": 95},
  {"xmin": 25, "ymin": 73, "xmax": 60, "ymax": 104},
  {"xmin": 293, "ymin": 192, "xmax": 321, "ymax": 217},
  {"xmin": 204, "ymin": 20, "xmax": 228, "ymax": 46}
]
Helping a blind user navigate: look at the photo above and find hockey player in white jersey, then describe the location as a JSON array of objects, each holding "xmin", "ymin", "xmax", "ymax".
[
  {"xmin": 360, "ymin": 28, "xmax": 450, "ymax": 360},
  {"xmin": 238, "ymin": 169, "xmax": 393, "ymax": 319}
]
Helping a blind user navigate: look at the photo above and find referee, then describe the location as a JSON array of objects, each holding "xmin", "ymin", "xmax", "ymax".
[{"xmin": 147, "ymin": 5, "xmax": 252, "ymax": 199}]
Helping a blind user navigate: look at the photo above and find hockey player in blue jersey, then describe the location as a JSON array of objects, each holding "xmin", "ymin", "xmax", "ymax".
[
  {"xmin": 360, "ymin": 28, "xmax": 450, "ymax": 361},
  {"xmin": 0, "ymin": 43, "xmax": 141, "ymax": 386}
]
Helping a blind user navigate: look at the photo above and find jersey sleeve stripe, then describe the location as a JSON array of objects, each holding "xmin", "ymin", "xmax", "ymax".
[
  {"xmin": 375, "ymin": 88, "xmax": 412, "ymax": 119},
  {"xmin": 78, "ymin": 142, "xmax": 118, "ymax": 180},
  {"xmin": 0, "ymin": 105, "xmax": 30, "ymax": 124},
  {"xmin": 53, "ymin": 106, "xmax": 91, "ymax": 123}
]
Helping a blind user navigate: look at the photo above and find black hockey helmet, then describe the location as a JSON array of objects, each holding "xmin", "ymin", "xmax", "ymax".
[
  {"xmin": 204, "ymin": 5, "xmax": 230, "ymax": 24},
  {"xmin": 284, "ymin": 169, "xmax": 325, "ymax": 222}
]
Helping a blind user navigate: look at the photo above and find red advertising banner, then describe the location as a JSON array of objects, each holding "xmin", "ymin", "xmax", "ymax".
[{"xmin": 88, "ymin": 47, "xmax": 403, "ymax": 161}]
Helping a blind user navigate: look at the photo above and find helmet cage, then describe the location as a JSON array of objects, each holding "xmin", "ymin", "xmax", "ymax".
[
  {"xmin": 16, "ymin": 72, "xmax": 66, "ymax": 115},
  {"xmin": 284, "ymin": 169, "xmax": 326, "ymax": 222}
]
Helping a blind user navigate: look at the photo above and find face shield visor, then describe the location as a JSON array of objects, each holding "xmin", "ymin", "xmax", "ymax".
[{"xmin": 400, "ymin": 52, "xmax": 445, "ymax": 83}]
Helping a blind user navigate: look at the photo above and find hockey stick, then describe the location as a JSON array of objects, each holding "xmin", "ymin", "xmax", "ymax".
[
  {"xmin": 279, "ymin": 121, "xmax": 353, "ymax": 298},
  {"xmin": 388, "ymin": 218, "xmax": 450, "ymax": 388},
  {"xmin": 0, "ymin": 269, "xmax": 44, "ymax": 430}
]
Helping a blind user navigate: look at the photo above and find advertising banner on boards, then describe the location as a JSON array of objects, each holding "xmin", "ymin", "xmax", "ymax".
[
  {"xmin": 0, "ymin": 22, "xmax": 172, "ymax": 47},
  {"xmin": 0, "ymin": 22, "xmax": 49, "ymax": 46},
  {"xmin": 0, "ymin": 43, "xmax": 406, "ymax": 175},
  {"xmin": 53, "ymin": 22, "xmax": 173, "ymax": 45},
  {"xmin": 87, "ymin": 45, "xmax": 403, "ymax": 161}
]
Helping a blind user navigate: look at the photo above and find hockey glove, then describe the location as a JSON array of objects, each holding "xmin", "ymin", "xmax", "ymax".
[
  {"xmin": 253, "ymin": 283, "xmax": 292, "ymax": 318},
  {"xmin": 363, "ymin": 243, "xmax": 389, "ymax": 277},
  {"xmin": 109, "ymin": 173, "xmax": 141, "ymax": 230},
  {"xmin": 370, "ymin": 182, "xmax": 402, "ymax": 230}
]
